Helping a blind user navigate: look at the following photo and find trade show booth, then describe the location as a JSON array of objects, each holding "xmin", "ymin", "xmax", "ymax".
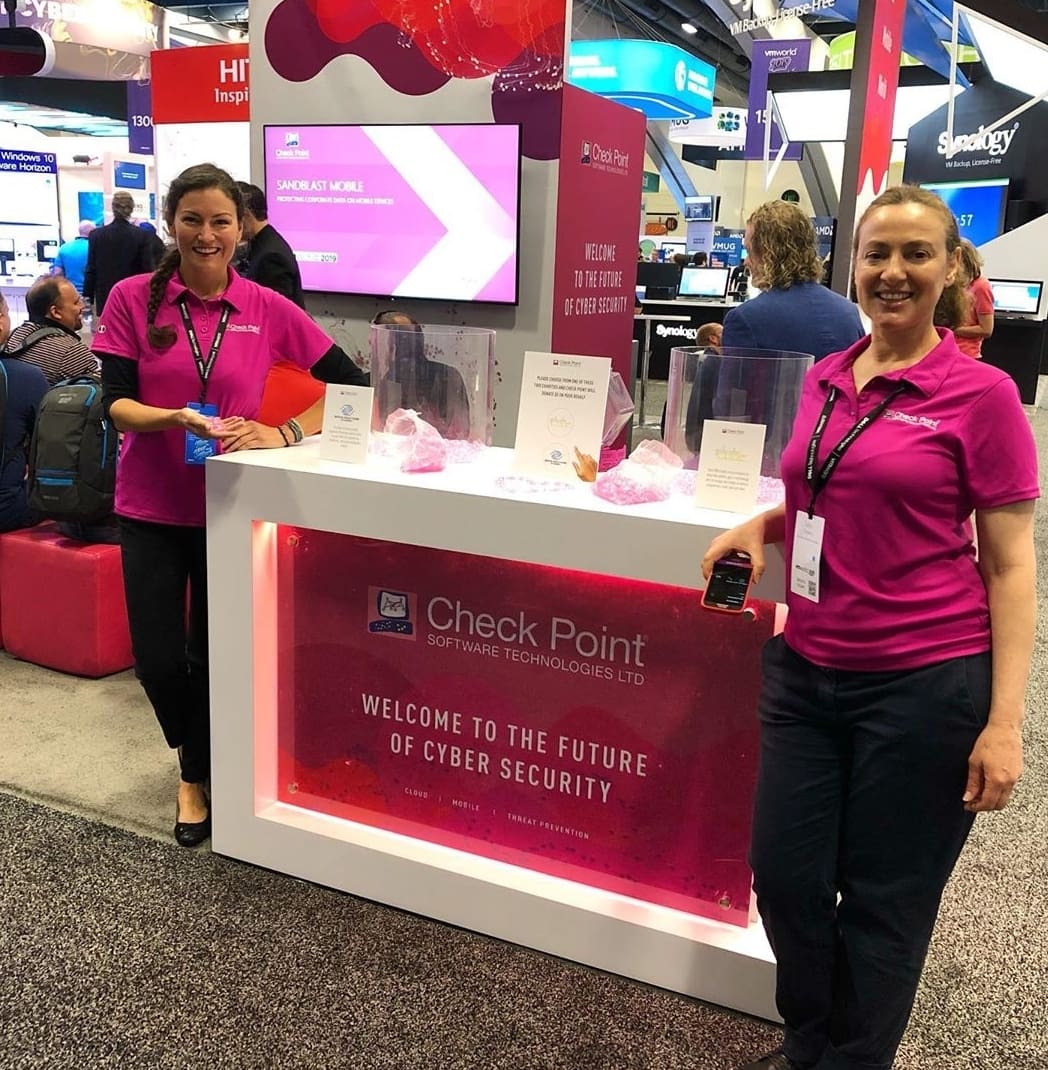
[{"xmin": 207, "ymin": 437, "xmax": 787, "ymax": 1020}]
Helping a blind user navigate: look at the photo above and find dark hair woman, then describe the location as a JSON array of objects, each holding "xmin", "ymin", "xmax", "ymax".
[{"xmin": 93, "ymin": 163, "xmax": 367, "ymax": 847}]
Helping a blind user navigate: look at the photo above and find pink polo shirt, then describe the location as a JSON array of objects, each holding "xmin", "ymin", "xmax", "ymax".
[
  {"xmin": 781, "ymin": 329, "xmax": 1038, "ymax": 672},
  {"xmin": 93, "ymin": 268, "xmax": 332, "ymax": 527}
]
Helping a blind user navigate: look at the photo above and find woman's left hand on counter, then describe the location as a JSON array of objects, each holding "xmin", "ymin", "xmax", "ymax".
[
  {"xmin": 221, "ymin": 420, "xmax": 289, "ymax": 452},
  {"xmin": 963, "ymin": 722, "xmax": 1023, "ymax": 812}
]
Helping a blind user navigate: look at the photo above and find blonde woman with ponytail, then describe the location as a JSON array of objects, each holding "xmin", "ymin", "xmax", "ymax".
[
  {"xmin": 93, "ymin": 163, "xmax": 367, "ymax": 848},
  {"xmin": 702, "ymin": 185, "xmax": 1037, "ymax": 1070}
]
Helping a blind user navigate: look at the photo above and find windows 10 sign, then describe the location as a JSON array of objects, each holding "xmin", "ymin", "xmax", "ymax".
[{"xmin": 567, "ymin": 40, "xmax": 716, "ymax": 121}]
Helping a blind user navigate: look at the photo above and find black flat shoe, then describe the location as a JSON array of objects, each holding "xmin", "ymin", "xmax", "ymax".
[{"xmin": 174, "ymin": 801, "xmax": 211, "ymax": 848}]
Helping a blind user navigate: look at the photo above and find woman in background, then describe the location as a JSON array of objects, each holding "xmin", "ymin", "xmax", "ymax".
[
  {"xmin": 371, "ymin": 309, "xmax": 472, "ymax": 440},
  {"xmin": 953, "ymin": 239, "xmax": 995, "ymax": 358}
]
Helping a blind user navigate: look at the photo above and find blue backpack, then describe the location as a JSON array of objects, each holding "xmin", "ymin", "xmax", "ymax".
[{"xmin": 27, "ymin": 376, "xmax": 117, "ymax": 523}]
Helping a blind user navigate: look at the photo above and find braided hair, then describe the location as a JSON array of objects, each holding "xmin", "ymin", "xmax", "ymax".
[{"xmin": 145, "ymin": 163, "xmax": 244, "ymax": 350}]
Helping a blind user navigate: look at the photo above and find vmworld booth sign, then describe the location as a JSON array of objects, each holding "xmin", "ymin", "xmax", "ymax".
[{"xmin": 567, "ymin": 40, "xmax": 716, "ymax": 121}]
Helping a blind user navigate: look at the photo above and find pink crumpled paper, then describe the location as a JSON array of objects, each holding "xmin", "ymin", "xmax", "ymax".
[
  {"xmin": 593, "ymin": 440, "xmax": 684, "ymax": 505},
  {"xmin": 383, "ymin": 408, "xmax": 447, "ymax": 472}
]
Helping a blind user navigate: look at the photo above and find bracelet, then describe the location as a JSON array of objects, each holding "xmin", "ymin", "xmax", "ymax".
[
  {"xmin": 276, "ymin": 424, "xmax": 291, "ymax": 447},
  {"xmin": 286, "ymin": 417, "xmax": 304, "ymax": 443}
]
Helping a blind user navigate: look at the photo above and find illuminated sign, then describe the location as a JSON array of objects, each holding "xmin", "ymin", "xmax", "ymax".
[{"xmin": 567, "ymin": 40, "xmax": 715, "ymax": 121}]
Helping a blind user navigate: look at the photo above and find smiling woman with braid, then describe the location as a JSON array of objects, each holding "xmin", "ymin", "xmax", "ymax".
[{"xmin": 93, "ymin": 163, "xmax": 367, "ymax": 848}]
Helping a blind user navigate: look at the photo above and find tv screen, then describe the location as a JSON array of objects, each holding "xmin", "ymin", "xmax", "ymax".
[
  {"xmin": 636, "ymin": 261, "xmax": 682, "ymax": 294},
  {"xmin": 679, "ymin": 266, "xmax": 730, "ymax": 299},
  {"xmin": 263, "ymin": 123, "xmax": 522, "ymax": 304},
  {"xmin": 988, "ymin": 278, "xmax": 1043, "ymax": 315},
  {"xmin": 114, "ymin": 161, "xmax": 147, "ymax": 190},
  {"xmin": 919, "ymin": 178, "xmax": 1009, "ymax": 246},
  {"xmin": 684, "ymin": 195, "xmax": 715, "ymax": 222},
  {"xmin": 660, "ymin": 241, "xmax": 687, "ymax": 257}
]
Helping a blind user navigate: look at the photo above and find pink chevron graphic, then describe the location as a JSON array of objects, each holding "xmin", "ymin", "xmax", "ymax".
[{"xmin": 264, "ymin": 124, "xmax": 520, "ymax": 303}]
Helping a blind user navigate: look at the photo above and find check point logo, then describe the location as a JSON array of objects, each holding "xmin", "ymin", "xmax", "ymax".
[{"xmin": 368, "ymin": 587, "xmax": 416, "ymax": 639}]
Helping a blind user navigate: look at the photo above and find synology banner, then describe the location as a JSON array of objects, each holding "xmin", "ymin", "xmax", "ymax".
[{"xmin": 567, "ymin": 39, "xmax": 715, "ymax": 121}]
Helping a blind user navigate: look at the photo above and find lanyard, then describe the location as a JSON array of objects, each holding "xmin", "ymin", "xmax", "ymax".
[
  {"xmin": 178, "ymin": 297, "xmax": 231, "ymax": 404},
  {"xmin": 804, "ymin": 382, "xmax": 910, "ymax": 517}
]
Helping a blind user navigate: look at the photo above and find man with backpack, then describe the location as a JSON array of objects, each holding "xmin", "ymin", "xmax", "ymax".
[
  {"xmin": 0, "ymin": 292, "xmax": 49, "ymax": 533},
  {"xmin": 2, "ymin": 277, "xmax": 98, "ymax": 386},
  {"xmin": 1, "ymin": 285, "xmax": 118, "ymax": 543}
]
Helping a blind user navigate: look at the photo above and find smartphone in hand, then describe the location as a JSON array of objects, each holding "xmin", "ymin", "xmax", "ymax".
[{"xmin": 701, "ymin": 551, "xmax": 754, "ymax": 614}]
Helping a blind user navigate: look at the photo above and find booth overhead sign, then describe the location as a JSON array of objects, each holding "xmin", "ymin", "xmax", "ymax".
[{"xmin": 567, "ymin": 40, "xmax": 715, "ymax": 121}]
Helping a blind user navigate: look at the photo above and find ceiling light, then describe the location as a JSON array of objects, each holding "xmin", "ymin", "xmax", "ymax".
[{"xmin": 681, "ymin": 22, "xmax": 698, "ymax": 35}]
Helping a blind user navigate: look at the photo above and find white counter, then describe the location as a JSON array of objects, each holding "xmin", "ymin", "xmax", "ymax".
[{"xmin": 206, "ymin": 442, "xmax": 786, "ymax": 1020}]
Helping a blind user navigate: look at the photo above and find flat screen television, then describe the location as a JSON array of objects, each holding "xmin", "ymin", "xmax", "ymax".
[
  {"xmin": 263, "ymin": 123, "xmax": 522, "ymax": 304},
  {"xmin": 684, "ymin": 195, "xmax": 716, "ymax": 222},
  {"xmin": 679, "ymin": 266, "xmax": 730, "ymax": 299},
  {"xmin": 660, "ymin": 241, "xmax": 687, "ymax": 257},
  {"xmin": 988, "ymin": 278, "xmax": 1043, "ymax": 315},
  {"xmin": 636, "ymin": 261, "xmax": 682, "ymax": 297},
  {"xmin": 918, "ymin": 178, "xmax": 1009, "ymax": 246}
]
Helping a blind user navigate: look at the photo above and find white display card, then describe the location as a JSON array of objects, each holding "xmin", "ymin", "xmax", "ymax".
[
  {"xmin": 694, "ymin": 420, "xmax": 766, "ymax": 514},
  {"xmin": 318, "ymin": 384, "xmax": 374, "ymax": 464},
  {"xmin": 512, "ymin": 351, "xmax": 612, "ymax": 482}
]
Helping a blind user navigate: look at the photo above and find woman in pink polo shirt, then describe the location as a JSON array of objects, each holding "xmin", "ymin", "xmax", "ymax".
[
  {"xmin": 953, "ymin": 239, "xmax": 995, "ymax": 359},
  {"xmin": 94, "ymin": 164, "xmax": 367, "ymax": 848},
  {"xmin": 703, "ymin": 185, "xmax": 1037, "ymax": 1070}
]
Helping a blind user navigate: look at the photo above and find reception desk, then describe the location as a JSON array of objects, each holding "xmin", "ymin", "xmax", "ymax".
[{"xmin": 207, "ymin": 444, "xmax": 785, "ymax": 1019}]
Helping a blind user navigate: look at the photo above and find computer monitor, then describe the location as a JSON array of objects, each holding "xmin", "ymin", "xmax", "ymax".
[
  {"xmin": 36, "ymin": 240, "xmax": 59, "ymax": 262},
  {"xmin": 918, "ymin": 178, "xmax": 1009, "ymax": 246},
  {"xmin": 660, "ymin": 241, "xmax": 687, "ymax": 257},
  {"xmin": 988, "ymin": 278, "xmax": 1043, "ymax": 315},
  {"xmin": 679, "ymin": 266, "xmax": 731, "ymax": 299},
  {"xmin": 684, "ymin": 195, "xmax": 715, "ymax": 222},
  {"xmin": 636, "ymin": 261, "xmax": 683, "ymax": 298}
]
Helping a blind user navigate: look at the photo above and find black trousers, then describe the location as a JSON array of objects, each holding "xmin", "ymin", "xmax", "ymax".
[
  {"xmin": 118, "ymin": 516, "xmax": 210, "ymax": 784},
  {"xmin": 752, "ymin": 635, "xmax": 990, "ymax": 1070}
]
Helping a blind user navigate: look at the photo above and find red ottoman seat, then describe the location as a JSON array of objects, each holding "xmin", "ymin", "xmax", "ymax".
[{"xmin": 0, "ymin": 525, "xmax": 133, "ymax": 677}]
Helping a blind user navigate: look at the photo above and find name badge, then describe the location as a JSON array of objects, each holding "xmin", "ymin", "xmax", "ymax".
[
  {"xmin": 791, "ymin": 511, "xmax": 825, "ymax": 603},
  {"xmin": 185, "ymin": 401, "xmax": 218, "ymax": 465}
]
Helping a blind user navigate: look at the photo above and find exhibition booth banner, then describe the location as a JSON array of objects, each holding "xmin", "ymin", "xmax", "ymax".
[
  {"xmin": 855, "ymin": 0, "xmax": 905, "ymax": 196},
  {"xmin": 745, "ymin": 40, "xmax": 810, "ymax": 162},
  {"xmin": 551, "ymin": 86, "xmax": 646, "ymax": 386},
  {"xmin": 151, "ymin": 43, "xmax": 249, "ymax": 124},
  {"xmin": 566, "ymin": 39, "xmax": 716, "ymax": 121},
  {"xmin": 126, "ymin": 79, "xmax": 153, "ymax": 155},
  {"xmin": 275, "ymin": 530, "xmax": 774, "ymax": 926}
]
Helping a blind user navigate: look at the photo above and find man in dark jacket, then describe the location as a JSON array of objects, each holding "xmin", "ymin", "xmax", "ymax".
[
  {"xmin": 237, "ymin": 182, "xmax": 306, "ymax": 308},
  {"xmin": 83, "ymin": 191, "xmax": 157, "ymax": 315}
]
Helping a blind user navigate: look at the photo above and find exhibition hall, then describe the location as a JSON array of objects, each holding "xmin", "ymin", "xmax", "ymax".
[{"xmin": 1, "ymin": 1, "xmax": 1046, "ymax": 1067}]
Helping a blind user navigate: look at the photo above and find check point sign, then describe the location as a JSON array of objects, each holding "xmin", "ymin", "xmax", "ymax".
[{"xmin": 277, "ymin": 531, "xmax": 774, "ymax": 926}]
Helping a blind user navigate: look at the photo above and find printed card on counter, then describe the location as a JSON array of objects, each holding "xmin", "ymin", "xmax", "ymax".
[
  {"xmin": 694, "ymin": 420, "xmax": 766, "ymax": 515},
  {"xmin": 318, "ymin": 384, "xmax": 374, "ymax": 464},
  {"xmin": 512, "ymin": 351, "xmax": 612, "ymax": 483}
]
